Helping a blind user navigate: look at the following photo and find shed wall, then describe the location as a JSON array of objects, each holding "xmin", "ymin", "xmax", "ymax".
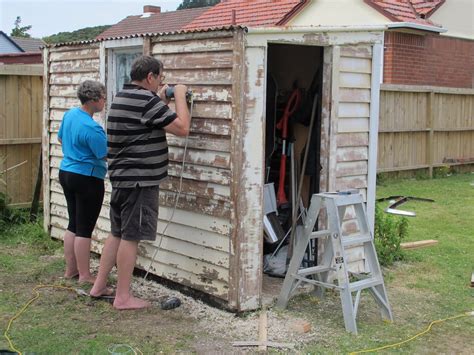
[{"xmin": 45, "ymin": 32, "xmax": 240, "ymax": 304}]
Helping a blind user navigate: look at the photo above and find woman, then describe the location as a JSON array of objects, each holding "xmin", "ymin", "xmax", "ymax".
[{"xmin": 58, "ymin": 80, "xmax": 107, "ymax": 284}]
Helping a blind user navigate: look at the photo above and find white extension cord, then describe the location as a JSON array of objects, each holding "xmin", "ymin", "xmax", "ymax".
[{"xmin": 142, "ymin": 96, "xmax": 194, "ymax": 282}]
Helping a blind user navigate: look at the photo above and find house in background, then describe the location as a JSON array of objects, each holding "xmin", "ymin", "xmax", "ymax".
[
  {"xmin": 184, "ymin": 0, "xmax": 473, "ymax": 88},
  {"xmin": 0, "ymin": 31, "xmax": 44, "ymax": 64}
]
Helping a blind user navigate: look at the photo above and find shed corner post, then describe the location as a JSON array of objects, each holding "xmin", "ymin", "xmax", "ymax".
[
  {"xmin": 228, "ymin": 30, "xmax": 266, "ymax": 312},
  {"xmin": 41, "ymin": 46, "xmax": 51, "ymax": 234},
  {"xmin": 367, "ymin": 42, "xmax": 383, "ymax": 234}
]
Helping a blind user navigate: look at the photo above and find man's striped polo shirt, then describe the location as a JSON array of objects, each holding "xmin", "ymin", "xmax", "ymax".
[{"xmin": 107, "ymin": 84, "xmax": 177, "ymax": 188}]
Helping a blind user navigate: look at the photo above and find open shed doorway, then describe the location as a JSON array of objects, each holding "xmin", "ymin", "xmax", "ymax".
[{"xmin": 262, "ymin": 43, "xmax": 324, "ymax": 302}]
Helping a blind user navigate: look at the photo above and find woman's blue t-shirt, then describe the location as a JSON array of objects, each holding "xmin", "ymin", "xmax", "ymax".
[{"xmin": 58, "ymin": 107, "xmax": 107, "ymax": 180}]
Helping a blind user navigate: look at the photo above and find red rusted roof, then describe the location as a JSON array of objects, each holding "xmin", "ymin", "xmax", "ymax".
[
  {"xmin": 365, "ymin": 0, "xmax": 445, "ymax": 25},
  {"xmin": 96, "ymin": 7, "xmax": 210, "ymax": 40},
  {"xmin": 183, "ymin": 0, "xmax": 308, "ymax": 31}
]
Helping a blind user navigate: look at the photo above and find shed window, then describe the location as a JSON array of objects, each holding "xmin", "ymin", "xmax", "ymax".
[{"xmin": 114, "ymin": 51, "xmax": 141, "ymax": 93}]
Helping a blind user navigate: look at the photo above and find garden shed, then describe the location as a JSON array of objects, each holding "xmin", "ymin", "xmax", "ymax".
[{"xmin": 43, "ymin": 25, "xmax": 384, "ymax": 312}]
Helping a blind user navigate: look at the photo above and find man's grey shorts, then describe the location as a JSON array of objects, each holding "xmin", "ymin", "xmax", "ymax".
[{"xmin": 110, "ymin": 186, "xmax": 159, "ymax": 241}]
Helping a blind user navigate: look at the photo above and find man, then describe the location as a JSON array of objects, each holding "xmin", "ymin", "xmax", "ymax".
[{"xmin": 90, "ymin": 55, "xmax": 190, "ymax": 310}]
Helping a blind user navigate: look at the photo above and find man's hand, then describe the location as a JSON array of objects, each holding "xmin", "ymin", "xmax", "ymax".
[
  {"xmin": 173, "ymin": 84, "xmax": 188, "ymax": 100},
  {"xmin": 157, "ymin": 84, "xmax": 171, "ymax": 105}
]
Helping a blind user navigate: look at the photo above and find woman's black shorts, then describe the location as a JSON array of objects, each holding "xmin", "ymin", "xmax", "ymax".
[{"xmin": 59, "ymin": 170, "xmax": 105, "ymax": 238}]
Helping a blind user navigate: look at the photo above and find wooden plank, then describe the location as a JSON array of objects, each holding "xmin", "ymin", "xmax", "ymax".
[
  {"xmin": 339, "ymin": 57, "xmax": 372, "ymax": 74},
  {"xmin": 381, "ymin": 84, "xmax": 474, "ymax": 96},
  {"xmin": 50, "ymin": 84, "xmax": 78, "ymax": 98},
  {"xmin": 31, "ymin": 76, "xmax": 43, "ymax": 138},
  {"xmin": 337, "ymin": 133, "xmax": 369, "ymax": 147},
  {"xmin": 160, "ymin": 190, "xmax": 231, "ymax": 219},
  {"xmin": 42, "ymin": 47, "xmax": 51, "ymax": 233},
  {"xmin": 164, "ymin": 68, "xmax": 232, "ymax": 85},
  {"xmin": 339, "ymin": 88, "xmax": 371, "ymax": 103},
  {"xmin": 184, "ymin": 85, "xmax": 232, "ymax": 102},
  {"xmin": 338, "ymin": 117, "xmax": 369, "ymax": 133},
  {"xmin": 49, "ymin": 59, "xmax": 101, "ymax": 73},
  {"xmin": 49, "ymin": 72, "xmax": 100, "ymax": 85},
  {"xmin": 50, "ymin": 97, "xmax": 81, "ymax": 109},
  {"xmin": 160, "ymin": 178, "xmax": 231, "ymax": 202},
  {"xmin": 338, "ymin": 102, "xmax": 370, "ymax": 118},
  {"xmin": 0, "ymin": 76, "xmax": 5, "ymax": 139},
  {"xmin": 189, "ymin": 117, "xmax": 231, "ymax": 136},
  {"xmin": 167, "ymin": 134, "xmax": 231, "ymax": 152},
  {"xmin": 160, "ymin": 51, "xmax": 233, "ymax": 69},
  {"xmin": 335, "ymin": 175, "xmax": 367, "ymax": 191},
  {"xmin": 339, "ymin": 72, "xmax": 371, "ymax": 89},
  {"xmin": 168, "ymin": 162, "xmax": 231, "ymax": 185},
  {"xmin": 152, "ymin": 37, "xmax": 234, "ymax": 54},
  {"xmin": 49, "ymin": 48, "xmax": 100, "ymax": 62},
  {"xmin": 169, "ymin": 146, "xmax": 230, "ymax": 168},
  {"xmin": 0, "ymin": 64, "xmax": 43, "ymax": 76},
  {"xmin": 340, "ymin": 45, "xmax": 372, "ymax": 58},
  {"xmin": 400, "ymin": 240, "xmax": 438, "ymax": 250},
  {"xmin": 336, "ymin": 161, "xmax": 368, "ymax": 178},
  {"xmin": 169, "ymin": 101, "xmax": 232, "ymax": 120},
  {"xmin": 0, "ymin": 138, "xmax": 41, "ymax": 145},
  {"xmin": 337, "ymin": 146, "xmax": 368, "ymax": 162}
]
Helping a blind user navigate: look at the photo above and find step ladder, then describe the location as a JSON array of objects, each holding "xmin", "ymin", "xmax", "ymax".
[{"xmin": 276, "ymin": 191, "xmax": 393, "ymax": 334}]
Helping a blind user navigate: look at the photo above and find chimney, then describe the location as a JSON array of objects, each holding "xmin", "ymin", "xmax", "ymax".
[{"xmin": 143, "ymin": 5, "xmax": 161, "ymax": 14}]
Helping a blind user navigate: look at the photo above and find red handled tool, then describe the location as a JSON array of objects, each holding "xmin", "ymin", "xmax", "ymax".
[{"xmin": 276, "ymin": 88, "xmax": 301, "ymax": 206}]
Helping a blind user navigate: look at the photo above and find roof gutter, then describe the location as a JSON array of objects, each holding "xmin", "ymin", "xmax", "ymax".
[
  {"xmin": 387, "ymin": 22, "xmax": 447, "ymax": 33},
  {"xmin": 248, "ymin": 24, "xmax": 388, "ymax": 34}
]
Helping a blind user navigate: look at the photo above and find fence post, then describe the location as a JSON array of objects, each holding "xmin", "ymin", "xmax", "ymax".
[{"xmin": 426, "ymin": 91, "xmax": 435, "ymax": 178}]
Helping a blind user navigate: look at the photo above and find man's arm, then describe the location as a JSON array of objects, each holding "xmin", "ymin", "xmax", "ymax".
[{"xmin": 162, "ymin": 85, "xmax": 191, "ymax": 137}]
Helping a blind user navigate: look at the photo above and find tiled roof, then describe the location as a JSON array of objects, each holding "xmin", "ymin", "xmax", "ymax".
[
  {"xmin": 365, "ymin": 0, "xmax": 445, "ymax": 25},
  {"xmin": 96, "ymin": 7, "xmax": 210, "ymax": 39},
  {"xmin": 11, "ymin": 36, "xmax": 44, "ymax": 52},
  {"xmin": 183, "ymin": 0, "xmax": 308, "ymax": 31}
]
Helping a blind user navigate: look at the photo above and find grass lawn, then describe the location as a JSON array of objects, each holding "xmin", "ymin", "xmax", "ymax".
[{"xmin": 0, "ymin": 173, "xmax": 473, "ymax": 353}]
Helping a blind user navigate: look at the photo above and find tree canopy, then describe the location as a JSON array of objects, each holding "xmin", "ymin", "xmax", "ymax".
[
  {"xmin": 42, "ymin": 25, "xmax": 111, "ymax": 44},
  {"xmin": 177, "ymin": 0, "xmax": 220, "ymax": 10},
  {"xmin": 10, "ymin": 16, "xmax": 32, "ymax": 38}
]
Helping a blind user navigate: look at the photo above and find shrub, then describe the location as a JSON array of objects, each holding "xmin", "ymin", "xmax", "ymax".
[{"xmin": 374, "ymin": 204, "xmax": 409, "ymax": 266}]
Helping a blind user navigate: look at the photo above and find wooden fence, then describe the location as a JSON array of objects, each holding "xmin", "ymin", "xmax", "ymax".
[
  {"xmin": 378, "ymin": 84, "xmax": 474, "ymax": 176},
  {"xmin": 0, "ymin": 64, "xmax": 43, "ymax": 207}
]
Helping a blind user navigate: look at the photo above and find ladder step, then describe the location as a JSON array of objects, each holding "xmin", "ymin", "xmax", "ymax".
[
  {"xmin": 341, "ymin": 233, "xmax": 372, "ymax": 247},
  {"xmin": 349, "ymin": 277, "xmax": 382, "ymax": 292},
  {"xmin": 310, "ymin": 230, "xmax": 330, "ymax": 239},
  {"xmin": 322, "ymin": 193, "xmax": 364, "ymax": 207},
  {"xmin": 293, "ymin": 274, "xmax": 342, "ymax": 290},
  {"xmin": 297, "ymin": 265, "xmax": 334, "ymax": 276}
]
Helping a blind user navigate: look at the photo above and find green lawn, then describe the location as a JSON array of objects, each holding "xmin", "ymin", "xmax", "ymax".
[{"xmin": 0, "ymin": 174, "xmax": 473, "ymax": 353}]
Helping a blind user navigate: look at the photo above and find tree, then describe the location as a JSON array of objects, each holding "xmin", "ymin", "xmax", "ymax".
[
  {"xmin": 10, "ymin": 16, "xmax": 32, "ymax": 38},
  {"xmin": 177, "ymin": 0, "xmax": 220, "ymax": 10}
]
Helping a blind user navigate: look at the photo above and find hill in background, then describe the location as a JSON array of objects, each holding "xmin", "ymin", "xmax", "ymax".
[{"xmin": 42, "ymin": 25, "xmax": 111, "ymax": 44}]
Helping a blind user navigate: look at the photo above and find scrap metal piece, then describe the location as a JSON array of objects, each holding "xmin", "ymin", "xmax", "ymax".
[{"xmin": 376, "ymin": 196, "xmax": 434, "ymax": 217}]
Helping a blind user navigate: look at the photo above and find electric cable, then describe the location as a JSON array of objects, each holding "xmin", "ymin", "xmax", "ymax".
[
  {"xmin": 349, "ymin": 311, "xmax": 474, "ymax": 354},
  {"xmin": 3, "ymin": 284, "xmax": 77, "ymax": 355},
  {"xmin": 142, "ymin": 94, "xmax": 193, "ymax": 282}
]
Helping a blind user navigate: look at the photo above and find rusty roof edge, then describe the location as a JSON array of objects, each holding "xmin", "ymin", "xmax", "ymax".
[{"xmin": 43, "ymin": 25, "xmax": 248, "ymax": 48}]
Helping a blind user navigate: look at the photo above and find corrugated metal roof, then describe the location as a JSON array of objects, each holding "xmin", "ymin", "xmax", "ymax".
[
  {"xmin": 96, "ymin": 7, "xmax": 210, "ymax": 40},
  {"xmin": 45, "ymin": 26, "xmax": 247, "ymax": 48},
  {"xmin": 183, "ymin": 0, "xmax": 308, "ymax": 30}
]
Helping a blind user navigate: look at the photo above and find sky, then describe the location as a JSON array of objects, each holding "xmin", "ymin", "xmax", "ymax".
[{"xmin": 0, "ymin": 0, "xmax": 183, "ymax": 38}]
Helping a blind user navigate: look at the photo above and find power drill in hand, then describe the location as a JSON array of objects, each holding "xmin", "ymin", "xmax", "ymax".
[{"xmin": 165, "ymin": 86, "xmax": 193, "ymax": 103}]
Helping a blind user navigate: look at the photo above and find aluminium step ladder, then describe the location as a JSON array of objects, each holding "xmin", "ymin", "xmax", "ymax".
[{"xmin": 276, "ymin": 191, "xmax": 393, "ymax": 334}]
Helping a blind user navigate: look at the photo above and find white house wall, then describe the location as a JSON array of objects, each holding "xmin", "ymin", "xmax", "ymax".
[
  {"xmin": 289, "ymin": 0, "xmax": 388, "ymax": 28},
  {"xmin": 429, "ymin": 0, "xmax": 474, "ymax": 40}
]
